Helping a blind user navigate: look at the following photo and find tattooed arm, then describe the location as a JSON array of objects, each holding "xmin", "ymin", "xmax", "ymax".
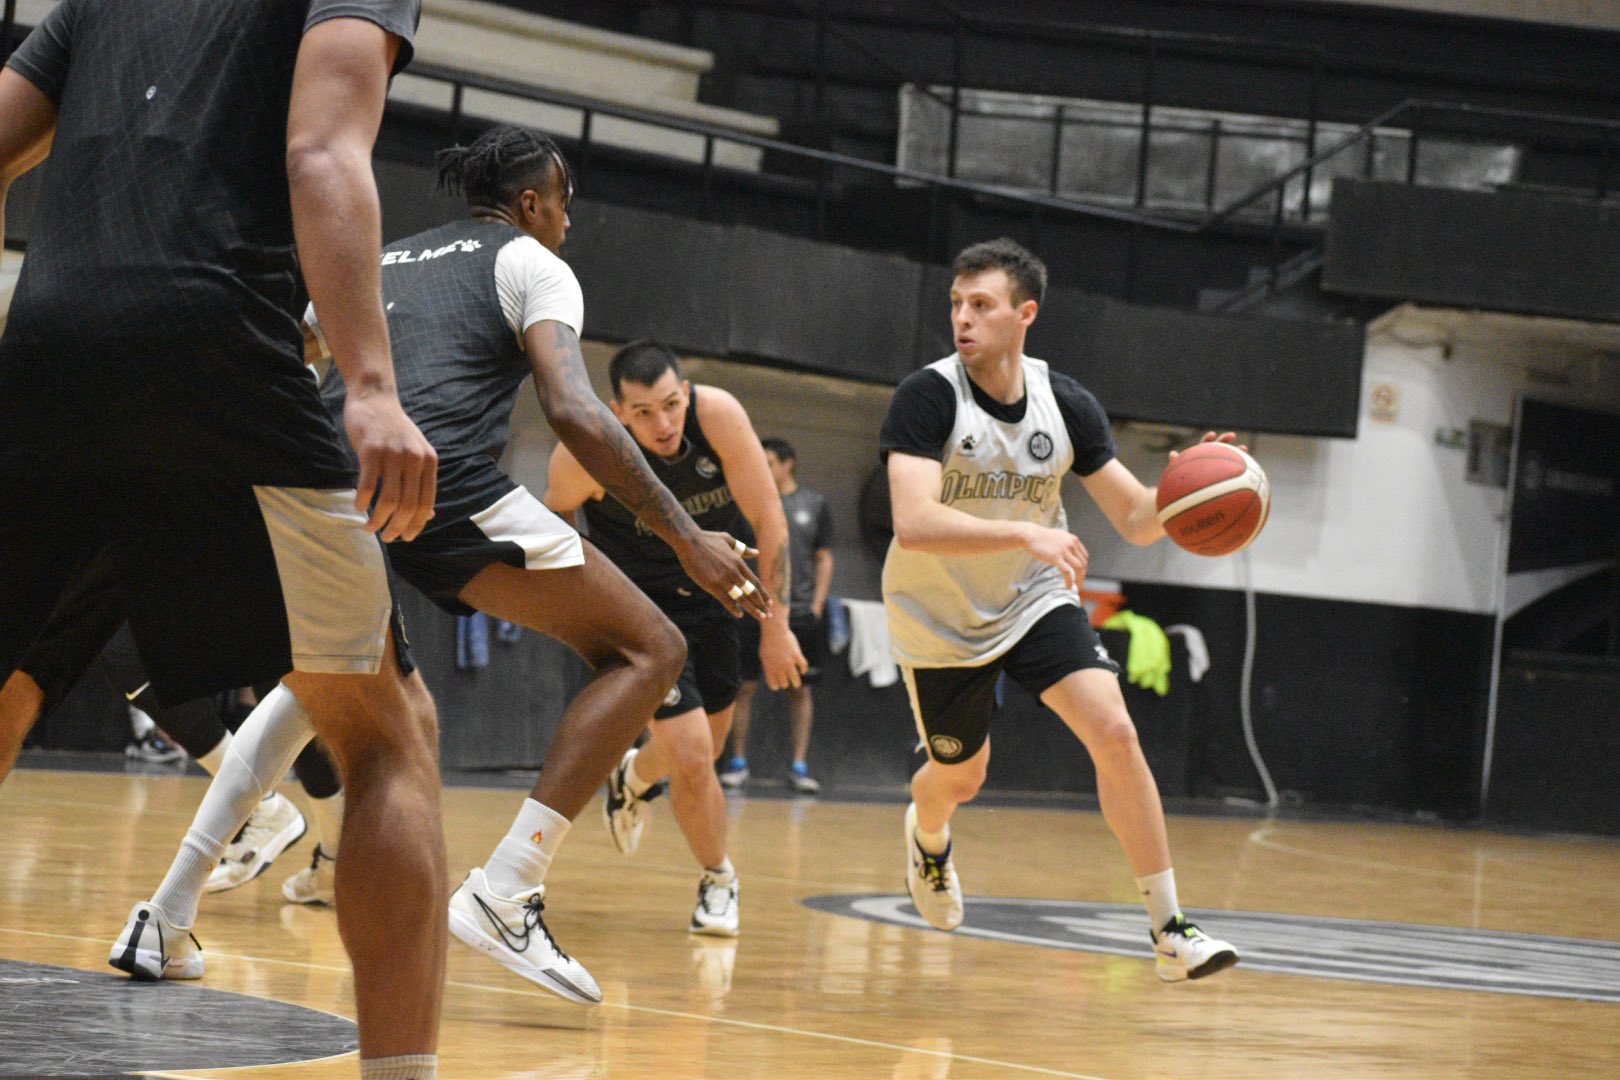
[
  {"xmin": 525, "ymin": 321, "xmax": 766, "ymax": 619},
  {"xmin": 694, "ymin": 384, "xmax": 808, "ymax": 690}
]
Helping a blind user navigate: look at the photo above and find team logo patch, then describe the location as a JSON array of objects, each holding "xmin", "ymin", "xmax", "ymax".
[
  {"xmin": 1028, "ymin": 431, "xmax": 1054, "ymax": 462},
  {"xmin": 695, "ymin": 456, "xmax": 718, "ymax": 478},
  {"xmin": 928, "ymin": 734, "xmax": 964, "ymax": 759},
  {"xmin": 960, "ymin": 435, "xmax": 977, "ymax": 453},
  {"xmin": 531, "ymin": 830, "xmax": 545, "ymax": 845},
  {"xmin": 800, "ymin": 897, "xmax": 1620, "ymax": 1003},
  {"xmin": 663, "ymin": 686, "xmax": 682, "ymax": 708}
]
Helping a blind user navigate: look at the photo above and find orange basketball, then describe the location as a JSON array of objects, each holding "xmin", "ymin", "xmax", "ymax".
[{"xmin": 1155, "ymin": 443, "xmax": 1270, "ymax": 556}]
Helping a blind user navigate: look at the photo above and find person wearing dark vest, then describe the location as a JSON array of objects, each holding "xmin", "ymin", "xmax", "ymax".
[
  {"xmin": 546, "ymin": 342, "xmax": 808, "ymax": 937},
  {"xmin": 114, "ymin": 126, "xmax": 766, "ymax": 1007}
]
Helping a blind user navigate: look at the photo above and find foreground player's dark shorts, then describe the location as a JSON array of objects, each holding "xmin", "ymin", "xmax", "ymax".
[
  {"xmin": 738, "ymin": 610, "xmax": 827, "ymax": 684},
  {"xmin": 900, "ymin": 603, "xmax": 1122, "ymax": 765},
  {"xmin": 645, "ymin": 588, "xmax": 741, "ymax": 720},
  {"xmin": 385, "ymin": 455, "xmax": 583, "ymax": 616},
  {"xmin": 1, "ymin": 475, "xmax": 398, "ymax": 706}
]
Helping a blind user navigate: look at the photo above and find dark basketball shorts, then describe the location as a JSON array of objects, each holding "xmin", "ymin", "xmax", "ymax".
[
  {"xmin": 900, "ymin": 602, "xmax": 1121, "ymax": 766},
  {"xmin": 1, "ymin": 475, "xmax": 402, "ymax": 707},
  {"xmin": 649, "ymin": 590, "xmax": 742, "ymax": 720},
  {"xmin": 385, "ymin": 455, "xmax": 584, "ymax": 616},
  {"xmin": 737, "ymin": 610, "xmax": 827, "ymax": 684}
]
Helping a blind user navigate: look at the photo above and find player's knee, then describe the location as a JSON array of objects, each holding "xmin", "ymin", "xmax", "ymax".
[
  {"xmin": 645, "ymin": 616, "xmax": 686, "ymax": 690},
  {"xmin": 1089, "ymin": 712, "xmax": 1141, "ymax": 762}
]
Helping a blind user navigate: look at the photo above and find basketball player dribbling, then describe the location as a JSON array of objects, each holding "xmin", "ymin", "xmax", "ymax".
[
  {"xmin": 880, "ymin": 237, "xmax": 1240, "ymax": 981},
  {"xmin": 0, "ymin": 2, "xmax": 448, "ymax": 1075}
]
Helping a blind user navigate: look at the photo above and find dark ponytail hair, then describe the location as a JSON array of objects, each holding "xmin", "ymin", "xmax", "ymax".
[{"xmin": 435, "ymin": 126, "xmax": 574, "ymax": 215}]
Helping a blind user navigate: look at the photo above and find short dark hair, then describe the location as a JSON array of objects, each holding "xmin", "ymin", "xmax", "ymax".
[
  {"xmin": 436, "ymin": 126, "xmax": 574, "ymax": 215},
  {"xmin": 761, "ymin": 437, "xmax": 795, "ymax": 463},
  {"xmin": 608, "ymin": 339, "xmax": 682, "ymax": 399},
  {"xmin": 952, "ymin": 237, "xmax": 1047, "ymax": 306}
]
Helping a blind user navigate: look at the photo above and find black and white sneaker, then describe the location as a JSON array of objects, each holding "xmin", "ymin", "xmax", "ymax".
[
  {"xmin": 448, "ymin": 868, "xmax": 601, "ymax": 1005},
  {"xmin": 689, "ymin": 870, "xmax": 740, "ymax": 937},
  {"xmin": 603, "ymin": 748, "xmax": 662, "ymax": 855},
  {"xmin": 1152, "ymin": 914, "xmax": 1239, "ymax": 982},
  {"xmin": 109, "ymin": 902, "xmax": 203, "ymax": 981}
]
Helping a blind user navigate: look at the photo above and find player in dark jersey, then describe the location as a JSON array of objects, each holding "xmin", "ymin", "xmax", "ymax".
[
  {"xmin": 118, "ymin": 126, "xmax": 767, "ymax": 1002},
  {"xmin": 0, "ymin": 2, "xmax": 447, "ymax": 1072},
  {"xmin": 547, "ymin": 342, "xmax": 808, "ymax": 937}
]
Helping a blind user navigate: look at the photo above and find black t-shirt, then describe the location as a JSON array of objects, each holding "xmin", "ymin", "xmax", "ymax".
[
  {"xmin": 0, "ymin": 0, "xmax": 419, "ymax": 485},
  {"xmin": 879, "ymin": 365, "xmax": 1117, "ymax": 476},
  {"xmin": 581, "ymin": 386, "xmax": 747, "ymax": 604}
]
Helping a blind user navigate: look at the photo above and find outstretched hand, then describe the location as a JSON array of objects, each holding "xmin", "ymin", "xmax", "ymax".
[
  {"xmin": 345, "ymin": 391, "xmax": 438, "ymax": 542},
  {"xmin": 677, "ymin": 531, "xmax": 772, "ymax": 620}
]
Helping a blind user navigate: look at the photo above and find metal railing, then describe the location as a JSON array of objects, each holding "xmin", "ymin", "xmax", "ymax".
[{"xmin": 408, "ymin": 58, "xmax": 1617, "ymax": 299}]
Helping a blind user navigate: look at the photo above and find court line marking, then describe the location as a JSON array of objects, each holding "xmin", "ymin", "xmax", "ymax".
[{"xmin": 0, "ymin": 926, "xmax": 1110, "ymax": 1080}]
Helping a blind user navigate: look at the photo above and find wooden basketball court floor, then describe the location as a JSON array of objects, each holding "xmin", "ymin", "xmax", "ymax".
[{"xmin": 2, "ymin": 763, "xmax": 1618, "ymax": 1079}]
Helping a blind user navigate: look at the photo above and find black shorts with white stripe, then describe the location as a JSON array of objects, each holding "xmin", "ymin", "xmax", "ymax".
[{"xmin": 383, "ymin": 455, "xmax": 584, "ymax": 616}]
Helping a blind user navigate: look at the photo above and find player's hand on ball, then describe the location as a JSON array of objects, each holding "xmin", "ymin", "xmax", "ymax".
[
  {"xmin": 345, "ymin": 389, "xmax": 438, "ymax": 542},
  {"xmin": 760, "ymin": 619, "xmax": 808, "ymax": 691},
  {"xmin": 1170, "ymin": 431, "xmax": 1246, "ymax": 460},
  {"xmin": 1022, "ymin": 523, "xmax": 1089, "ymax": 592},
  {"xmin": 678, "ymin": 530, "xmax": 770, "ymax": 620}
]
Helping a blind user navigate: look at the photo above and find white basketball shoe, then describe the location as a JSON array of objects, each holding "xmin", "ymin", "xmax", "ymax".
[{"xmin": 903, "ymin": 802, "xmax": 963, "ymax": 931}]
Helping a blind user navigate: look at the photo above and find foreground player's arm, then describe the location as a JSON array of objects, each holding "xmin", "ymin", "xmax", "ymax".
[
  {"xmin": 288, "ymin": 18, "xmax": 436, "ymax": 542},
  {"xmin": 526, "ymin": 324, "xmax": 766, "ymax": 620},
  {"xmin": 889, "ymin": 452, "xmax": 1089, "ymax": 591},
  {"xmin": 696, "ymin": 386, "xmax": 807, "ymax": 689},
  {"xmin": 0, "ymin": 66, "xmax": 59, "ymax": 242}
]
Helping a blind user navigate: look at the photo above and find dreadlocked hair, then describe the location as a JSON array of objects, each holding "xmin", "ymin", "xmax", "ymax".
[{"xmin": 435, "ymin": 126, "xmax": 574, "ymax": 213}]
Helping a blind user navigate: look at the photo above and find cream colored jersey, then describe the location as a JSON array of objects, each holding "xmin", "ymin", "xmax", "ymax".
[{"xmin": 882, "ymin": 354, "xmax": 1091, "ymax": 668}]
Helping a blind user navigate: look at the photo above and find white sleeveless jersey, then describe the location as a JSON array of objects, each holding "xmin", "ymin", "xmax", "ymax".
[{"xmin": 883, "ymin": 354, "xmax": 1082, "ymax": 668}]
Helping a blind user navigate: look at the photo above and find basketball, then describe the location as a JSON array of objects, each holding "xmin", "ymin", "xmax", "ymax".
[{"xmin": 1155, "ymin": 442, "xmax": 1270, "ymax": 556}]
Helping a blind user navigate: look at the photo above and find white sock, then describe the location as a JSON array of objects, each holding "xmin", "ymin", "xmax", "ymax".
[
  {"xmin": 485, "ymin": 799, "xmax": 570, "ymax": 898},
  {"xmin": 626, "ymin": 751, "xmax": 656, "ymax": 797},
  {"xmin": 360, "ymin": 1054, "xmax": 436, "ymax": 1080},
  {"xmin": 1136, "ymin": 868, "xmax": 1181, "ymax": 933},
  {"xmin": 307, "ymin": 792, "xmax": 344, "ymax": 858},
  {"xmin": 195, "ymin": 732, "xmax": 232, "ymax": 776},
  {"xmin": 149, "ymin": 685, "xmax": 315, "ymax": 927},
  {"xmin": 151, "ymin": 829, "xmax": 224, "ymax": 929},
  {"xmin": 128, "ymin": 705, "xmax": 156, "ymax": 739},
  {"xmin": 704, "ymin": 855, "xmax": 736, "ymax": 882},
  {"xmin": 913, "ymin": 824, "xmax": 951, "ymax": 855}
]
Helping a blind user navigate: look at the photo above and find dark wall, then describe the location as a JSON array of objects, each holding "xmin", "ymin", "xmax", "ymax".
[
  {"xmin": 375, "ymin": 151, "xmax": 1367, "ymax": 438},
  {"xmin": 1488, "ymin": 656, "xmax": 1620, "ymax": 836},
  {"xmin": 1323, "ymin": 179, "xmax": 1620, "ymax": 322}
]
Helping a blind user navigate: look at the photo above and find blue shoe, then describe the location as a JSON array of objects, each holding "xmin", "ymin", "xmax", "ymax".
[{"xmin": 718, "ymin": 757, "xmax": 748, "ymax": 790}]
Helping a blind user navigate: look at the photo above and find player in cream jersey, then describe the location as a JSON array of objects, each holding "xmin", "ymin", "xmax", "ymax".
[
  {"xmin": 885, "ymin": 352, "xmax": 1080, "ymax": 668},
  {"xmin": 880, "ymin": 238, "xmax": 1240, "ymax": 982}
]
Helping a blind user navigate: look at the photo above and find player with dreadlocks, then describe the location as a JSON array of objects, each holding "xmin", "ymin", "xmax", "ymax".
[{"xmin": 113, "ymin": 125, "xmax": 772, "ymax": 1004}]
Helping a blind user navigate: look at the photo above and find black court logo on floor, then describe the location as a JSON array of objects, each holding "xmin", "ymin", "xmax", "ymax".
[
  {"xmin": 803, "ymin": 895, "xmax": 1620, "ymax": 1004},
  {"xmin": 0, "ymin": 959, "xmax": 356, "ymax": 1077}
]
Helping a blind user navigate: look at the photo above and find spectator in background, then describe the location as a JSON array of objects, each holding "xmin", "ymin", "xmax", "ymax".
[{"xmin": 723, "ymin": 438, "xmax": 835, "ymax": 795}]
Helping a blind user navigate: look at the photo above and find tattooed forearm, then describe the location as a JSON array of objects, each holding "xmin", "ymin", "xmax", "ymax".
[
  {"xmin": 767, "ymin": 539, "xmax": 790, "ymax": 606},
  {"xmin": 540, "ymin": 324, "xmax": 696, "ymax": 541}
]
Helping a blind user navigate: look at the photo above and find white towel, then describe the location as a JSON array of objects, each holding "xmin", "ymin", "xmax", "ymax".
[
  {"xmin": 1165, "ymin": 624, "xmax": 1209, "ymax": 683},
  {"xmin": 843, "ymin": 599, "xmax": 900, "ymax": 688}
]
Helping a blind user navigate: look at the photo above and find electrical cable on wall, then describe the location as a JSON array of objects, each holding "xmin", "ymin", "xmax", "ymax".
[{"xmin": 1236, "ymin": 544, "xmax": 1280, "ymax": 809}]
